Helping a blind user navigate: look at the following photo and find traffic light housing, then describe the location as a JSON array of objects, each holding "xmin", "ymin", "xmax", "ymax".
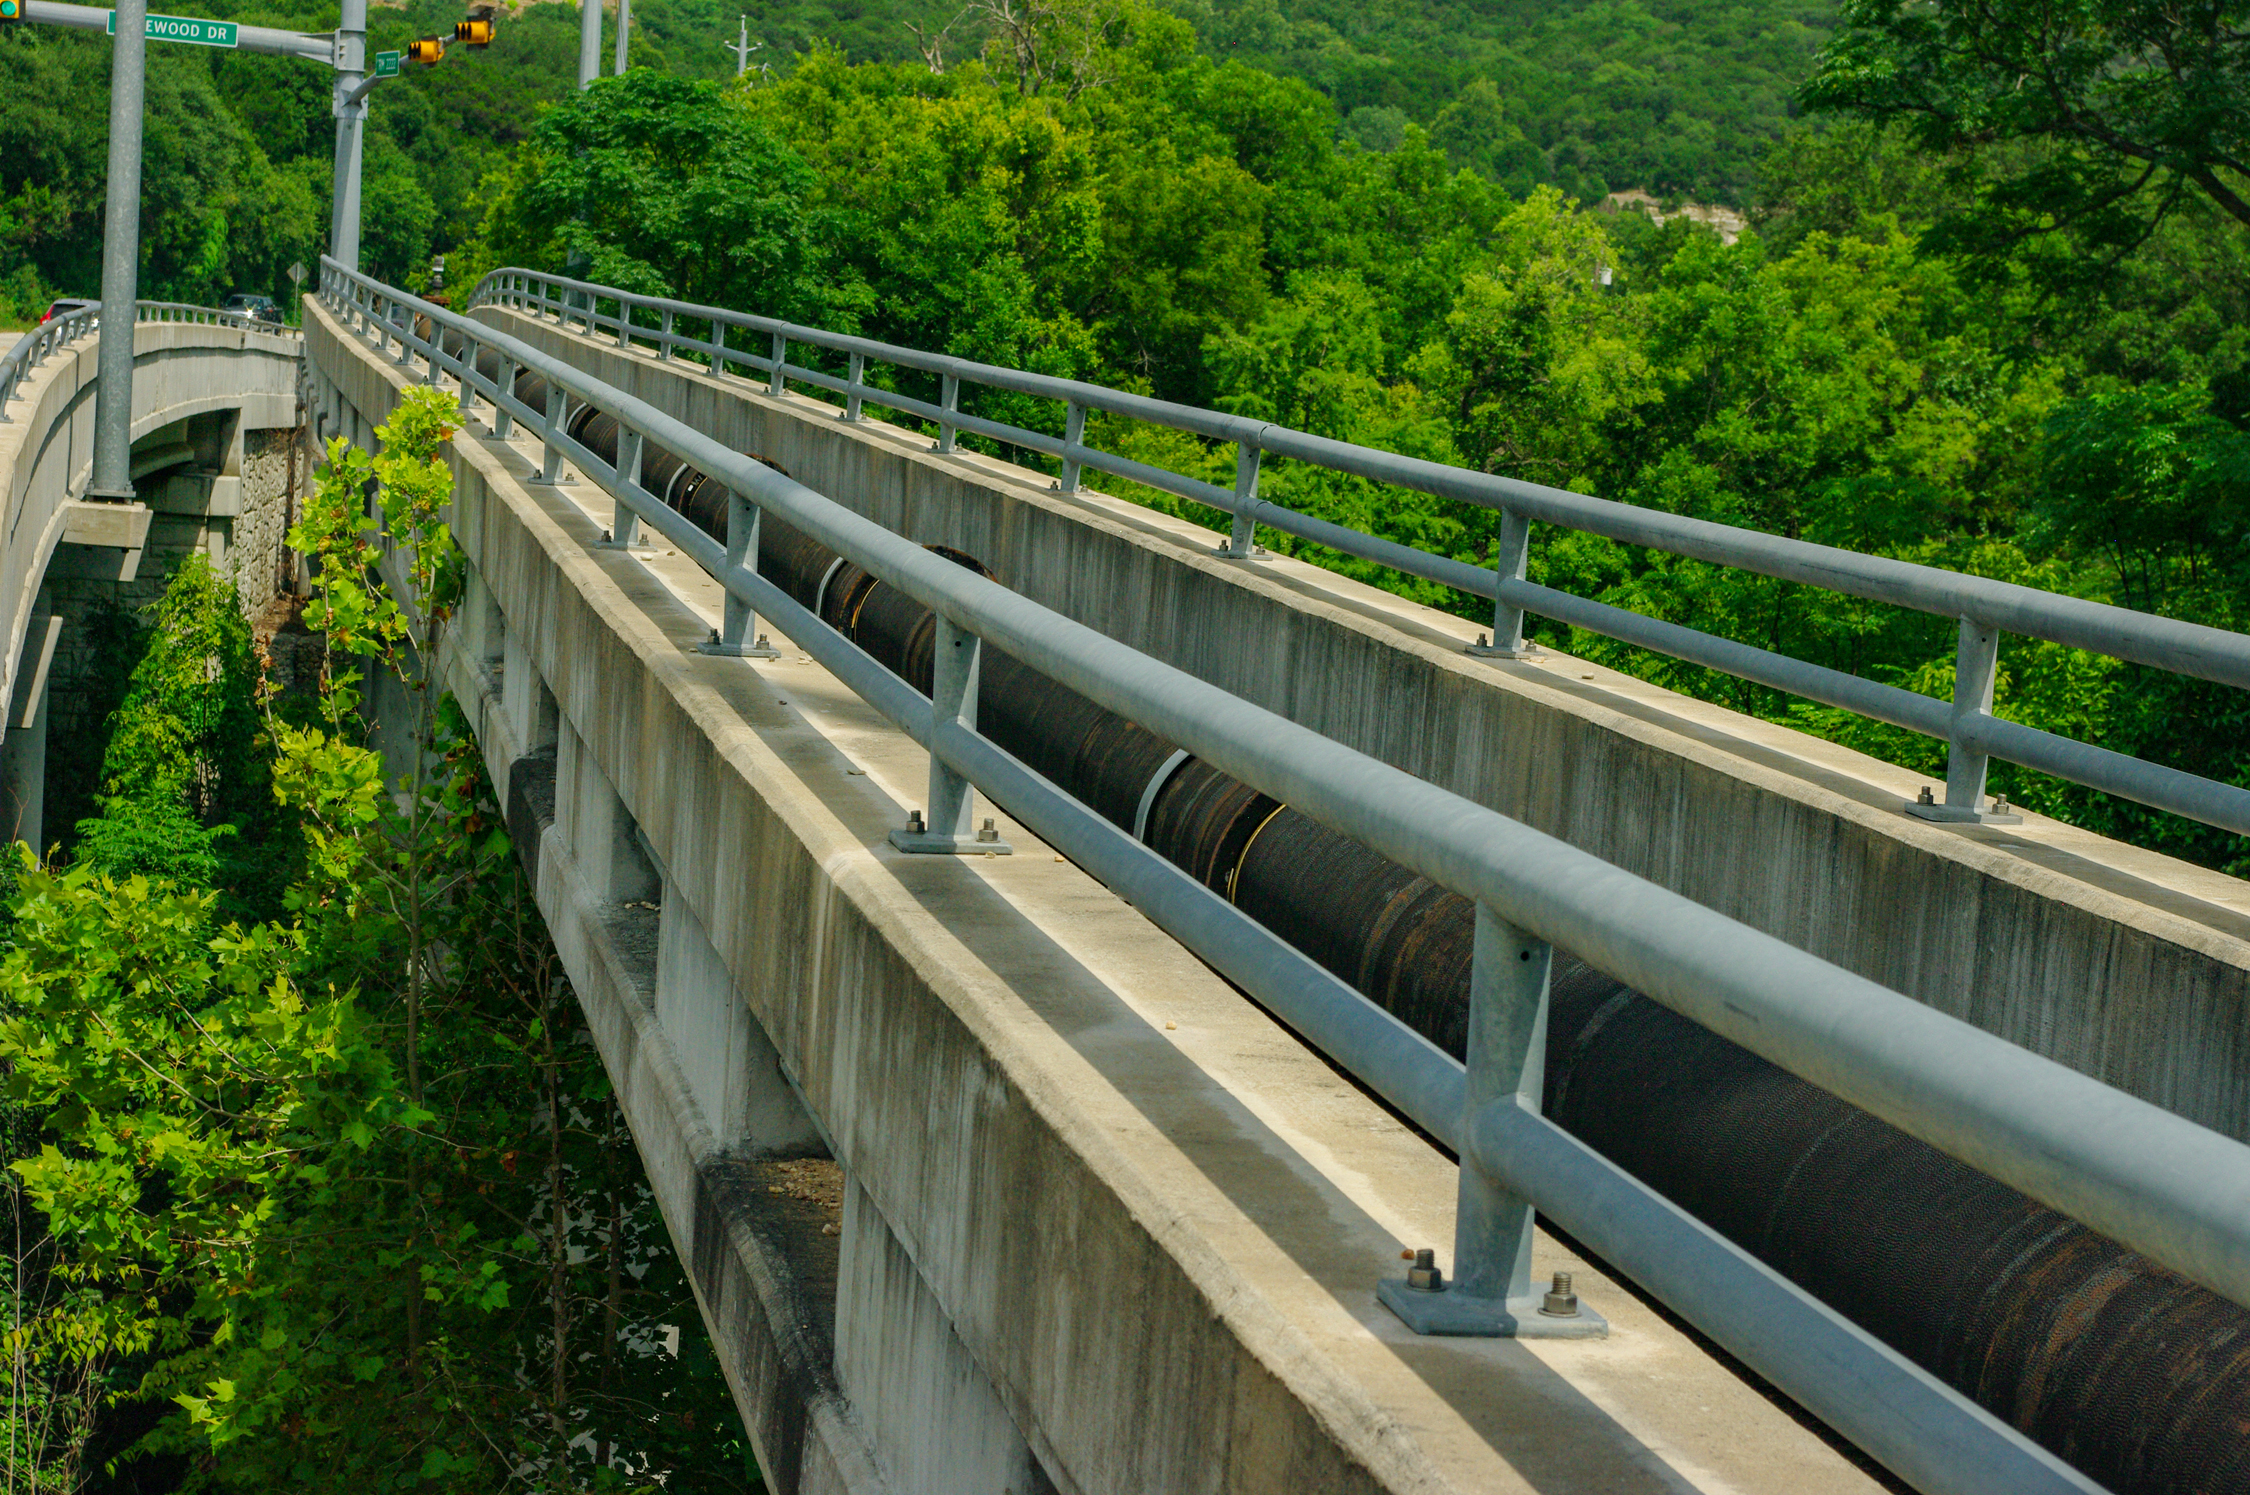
[
  {"xmin": 0, "ymin": 1, "xmax": 25, "ymax": 25},
  {"xmin": 454, "ymin": 7, "xmax": 495, "ymax": 46},
  {"xmin": 406, "ymin": 34, "xmax": 444, "ymax": 63}
]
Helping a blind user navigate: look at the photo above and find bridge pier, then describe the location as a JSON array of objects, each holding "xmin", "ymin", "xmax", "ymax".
[{"xmin": 838, "ymin": 1179, "xmax": 1051, "ymax": 1495}]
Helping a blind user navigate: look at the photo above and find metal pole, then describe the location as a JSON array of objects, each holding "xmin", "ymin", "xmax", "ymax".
[
  {"xmin": 329, "ymin": 0, "xmax": 368, "ymax": 273},
  {"xmin": 578, "ymin": 0, "xmax": 600, "ymax": 88},
  {"xmin": 612, "ymin": 0, "xmax": 629, "ymax": 72},
  {"xmin": 735, "ymin": 14, "xmax": 747, "ymax": 75},
  {"xmin": 86, "ymin": 0, "xmax": 148, "ymax": 502}
]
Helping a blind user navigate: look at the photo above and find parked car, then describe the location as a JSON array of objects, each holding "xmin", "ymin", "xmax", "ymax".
[
  {"xmin": 222, "ymin": 293, "xmax": 284, "ymax": 325},
  {"xmin": 38, "ymin": 297, "xmax": 97, "ymax": 325}
]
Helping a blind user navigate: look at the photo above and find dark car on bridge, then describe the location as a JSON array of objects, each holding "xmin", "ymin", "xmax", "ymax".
[
  {"xmin": 37, "ymin": 297, "xmax": 96, "ymax": 325},
  {"xmin": 223, "ymin": 294, "xmax": 284, "ymax": 325}
]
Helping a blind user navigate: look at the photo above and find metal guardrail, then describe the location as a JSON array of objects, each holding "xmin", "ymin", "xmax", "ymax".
[
  {"xmin": 466, "ymin": 265, "xmax": 2250, "ymax": 840},
  {"xmin": 0, "ymin": 300, "xmax": 299, "ymax": 421},
  {"xmin": 324, "ymin": 258, "xmax": 2250, "ymax": 1495}
]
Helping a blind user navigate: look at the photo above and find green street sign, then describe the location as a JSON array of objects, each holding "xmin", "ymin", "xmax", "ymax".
[
  {"xmin": 106, "ymin": 10, "xmax": 239, "ymax": 47},
  {"xmin": 372, "ymin": 49, "xmax": 401, "ymax": 76}
]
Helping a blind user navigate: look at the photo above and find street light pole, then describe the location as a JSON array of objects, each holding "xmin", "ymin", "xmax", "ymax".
[
  {"xmin": 578, "ymin": 0, "xmax": 598, "ymax": 87},
  {"xmin": 329, "ymin": 0, "xmax": 367, "ymax": 272},
  {"xmin": 612, "ymin": 0, "xmax": 629, "ymax": 72},
  {"xmin": 86, "ymin": 0, "xmax": 148, "ymax": 502}
]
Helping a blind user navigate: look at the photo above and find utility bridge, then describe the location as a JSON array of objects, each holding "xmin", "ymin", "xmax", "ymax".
[{"xmin": 7, "ymin": 264, "xmax": 2249, "ymax": 1495}]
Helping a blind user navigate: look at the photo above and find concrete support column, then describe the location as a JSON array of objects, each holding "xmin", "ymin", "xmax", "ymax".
[
  {"xmin": 837, "ymin": 1181, "xmax": 1051, "ymax": 1495},
  {"xmin": 655, "ymin": 888, "xmax": 823, "ymax": 1154},
  {"xmin": 500, "ymin": 628, "xmax": 557, "ymax": 761},
  {"xmin": 1, "ymin": 602, "xmax": 61, "ymax": 851},
  {"xmin": 556, "ymin": 715, "xmax": 656, "ymax": 905}
]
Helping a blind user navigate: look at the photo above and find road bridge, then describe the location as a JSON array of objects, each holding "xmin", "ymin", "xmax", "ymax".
[
  {"xmin": 224, "ymin": 267, "xmax": 2250, "ymax": 1494},
  {"xmin": 0, "ymin": 304, "xmax": 304, "ymax": 845}
]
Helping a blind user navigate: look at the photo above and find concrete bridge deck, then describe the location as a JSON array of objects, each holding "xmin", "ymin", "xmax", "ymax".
[
  {"xmin": 304, "ymin": 287, "xmax": 2250, "ymax": 1493},
  {"xmin": 311, "ymin": 297, "xmax": 1895, "ymax": 1492}
]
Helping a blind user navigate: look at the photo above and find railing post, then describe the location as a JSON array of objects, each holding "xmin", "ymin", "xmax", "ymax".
[
  {"xmin": 1908, "ymin": 616, "xmax": 2020, "ymax": 823},
  {"xmin": 710, "ymin": 323, "xmax": 728, "ymax": 379},
  {"xmin": 1378, "ymin": 904, "xmax": 1603, "ymax": 1338},
  {"xmin": 889, "ymin": 617, "xmax": 1011, "ymax": 855},
  {"xmin": 659, "ymin": 307, "xmax": 674, "ymax": 361},
  {"xmin": 843, "ymin": 352, "xmax": 864, "ymax": 421},
  {"xmin": 769, "ymin": 332, "xmax": 787, "ymax": 397},
  {"xmin": 699, "ymin": 490, "xmax": 781, "ymax": 659},
  {"xmin": 616, "ymin": 299, "xmax": 632, "ymax": 349},
  {"xmin": 934, "ymin": 373, "xmax": 959, "ymax": 453},
  {"xmin": 1216, "ymin": 439, "xmax": 1262, "ymax": 558},
  {"xmin": 492, "ymin": 357, "xmax": 517, "ymax": 437},
  {"xmin": 598, "ymin": 428, "xmax": 647, "ymax": 548},
  {"xmin": 536, "ymin": 384, "xmax": 569, "ymax": 485},
  {"xmin": 1055, "ymin": 400, "xmax": 1086, "ymax": 494},
  {"xmin": 1468, "ymin": 508, "xmax": 1541, "ymax": 659},
  {"xmin": 455, "ymin": 333, "xmax": 478, "ymax": 413}
]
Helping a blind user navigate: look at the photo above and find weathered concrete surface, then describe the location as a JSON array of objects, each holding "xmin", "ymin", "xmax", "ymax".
[
  {"xmin": 0, "ymin": 318, "xmax": 300, "ymax": 738},
  {"xmin": 312, "ymin": 294, "xmax": 1887, "ymax": 1493},
  {"xmin": 472, "ymin": 303, "xmax": 2250, "ymax": 1143}
]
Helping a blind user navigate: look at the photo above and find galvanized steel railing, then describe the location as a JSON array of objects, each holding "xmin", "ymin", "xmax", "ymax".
[
  {"xmin": 327, "ymin": 258, "xmax": 2249, "ymax": 1495},
  {"xmin": 468, "ymin": 265, "xmax": 2250, "ymax": 840},
  {"xmin": 0, "ymin": 300, "xmax": 298, "ymax": 420}
]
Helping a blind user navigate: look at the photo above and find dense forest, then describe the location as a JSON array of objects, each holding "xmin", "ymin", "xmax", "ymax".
[{"xmin": 0, "ymin": 0, "xmax": 2246, "ymax": 1484}]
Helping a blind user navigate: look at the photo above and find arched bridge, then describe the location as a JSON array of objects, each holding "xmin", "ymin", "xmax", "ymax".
[{"xmin": 0, "ymin": 304, "xmax": 303, "ymax": 844}]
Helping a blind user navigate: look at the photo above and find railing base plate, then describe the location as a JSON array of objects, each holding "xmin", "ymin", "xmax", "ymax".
[
  {"xmin": 1905, "ymin": 801, "xmax": 2023, "ymax": 825},
  {"xmin": 888, "ymin": 829, "xmax": 1015, "ymax": 856},
  {"xmin": 1377, "ymin": 1279, "xmax": 1608, "ymax": 1339}
]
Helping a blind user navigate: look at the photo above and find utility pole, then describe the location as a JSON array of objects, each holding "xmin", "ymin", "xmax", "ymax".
[
  {"xmin": 578, "ymin": 0, "xmax": 599, "ymax": 87},
  {"xmin": 612, "ymin": 0, "xmax": 629, "ymax": 72},
  {"xmin": 85, "ymin": 0, "xmax": 148, "ymax": 503},
  {"xmin": 727, "ymin": 14, "xmax": 752, "ymax": 76}
]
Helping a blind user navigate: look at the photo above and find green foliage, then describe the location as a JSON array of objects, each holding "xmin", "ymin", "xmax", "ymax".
[
  {"xmin": 3, "ymin": 393, "xmax": 755, "ymax": 1489},
  {"xmin": 481, "ymin": 69, "xmax": 839, "ymax": 321},
  {"xmin": 73, "ymin": 556, "xmax": 297, "ymax": 920},
  {"xmin": 1801, "ymin": 0, "xmax": 2250, "ymax": 284}
]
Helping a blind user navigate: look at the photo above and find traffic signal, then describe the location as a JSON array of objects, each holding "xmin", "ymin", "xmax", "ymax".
[
  {"xmin": 454, "ymin": 7, "xmax": 495, "ymax": 46},
  {"xmin": 406, "ymin": 34, "xmax": 444, "ymax": 63},
  {"xmin": 0, "ymin": 1, "xmax": 25, "ymax": 24}
]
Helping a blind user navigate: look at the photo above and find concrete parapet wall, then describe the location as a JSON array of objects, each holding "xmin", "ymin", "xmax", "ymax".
[
  {"xmin": 473, "ymin": 304, "xmax": 2250, "ymax": 1142},
  {"xmin": 0, "ymin": 320, "xmax": 300, "ymax": 738}
]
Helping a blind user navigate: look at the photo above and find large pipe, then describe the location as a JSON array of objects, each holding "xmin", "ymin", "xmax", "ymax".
[
  {"xmin": 451, "ymin": 342, "xmax": 2250, "ymax": 1493},
  {"xmin": 86, "ymin": 0, "xmax": 148, "ymax": 502}
]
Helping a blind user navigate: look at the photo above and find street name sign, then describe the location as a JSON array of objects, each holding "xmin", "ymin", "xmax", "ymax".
[
  {"xmin": 372, "ymin": 49, "xmax": 401, "ymax": 75},
  {"xmin": 106, "ymin": 10, "xmax": 239, "ymax": 46}
]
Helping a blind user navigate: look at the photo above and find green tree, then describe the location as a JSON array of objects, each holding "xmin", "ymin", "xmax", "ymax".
[
  {"xmin": 3, "ymin": 392, "xmax": 756, "ymax": 1490},
  {"xmin": 1802, "ymin": 0, "xmax": 2250, "ymax": 277}
]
